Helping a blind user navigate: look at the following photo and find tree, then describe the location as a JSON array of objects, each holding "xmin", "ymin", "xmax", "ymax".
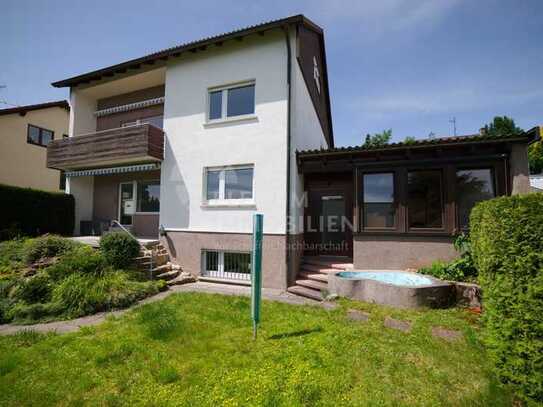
[
  {"xmin": 482, "ymin": 116, "xmax": 522, "ymax": 137},
  {"xmin": 482, "ymin": 116, "xmax": 543, "ymax": 174},
  {"xmin": 529, "ymin": 140, "xmax": 543, "ymax": 174},
  {"xmin": 363, "ymin": 129, "xmax": 392, "ymax": 148},
  {"xmin": 403, "ymin": 136, "xmax": 417, "ymax": 145}
]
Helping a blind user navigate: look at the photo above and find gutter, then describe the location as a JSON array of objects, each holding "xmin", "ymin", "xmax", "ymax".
[{"xmin": 283, "ymin": 25, "xmax": 292, "ymax": 289}]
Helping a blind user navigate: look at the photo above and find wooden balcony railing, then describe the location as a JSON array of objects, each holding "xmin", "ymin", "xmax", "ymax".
[{"xmin": 47, "ymin": 124, "xmax": 164, "ymax": 171}]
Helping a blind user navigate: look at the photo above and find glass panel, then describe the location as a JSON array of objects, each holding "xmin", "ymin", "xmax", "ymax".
[
  {"xmin": 206, "ymin": 170, "xmax": 221, "ymax": 200},
  {"xmin": 142, "ymin": 115, "xmax": 163, "ymax": 129},
  {"xmin": 209, "ymin": 90, "xmax": 222, "ymax": 120},
  {"xmin": 408, "ymin": 170, "xmax": 443, "ymax": 229},
  {"xmin": 322, "ymin": 196, "xmax": 345, "ymax": 249},
  {"xmin": 205, "ymin": 251, "xmax": 219, "ymax": 272},
  {"xmin": 225, "ymin": 168, "xmax": 253, "ymax": 199},
  {"xmin": 456, "ymin": 169, "xmax": 495, "ymax": 228},
  {"xmin": 363, "ymin": 173, "xmax": 395, "ymax": 228},
  {"xmin": 41, "ymin": 129, "xmax": 53, "ymax": 145},
  {"xmin": 120, "ymin": 183, "xmax": 134, "ymax": 225},
  {"xmin": 227, "ymin": 85, "xmax": 255, "ymax": 117},
  {"xmin": 28, "ymin": 125, "xmax": 40, "ymax": 144},
  {"xmin": 224, "ymin": 252, "xmax": 251, "ymax": 274},
  {"xmin": 137, "ymin": 181, "xmax": 160, "ymax": 212}
]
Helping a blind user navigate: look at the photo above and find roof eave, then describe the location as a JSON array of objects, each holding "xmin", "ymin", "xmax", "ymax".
[{"xmin": 52, "ymin": 15, "xmax": 317, "ymax": 89}]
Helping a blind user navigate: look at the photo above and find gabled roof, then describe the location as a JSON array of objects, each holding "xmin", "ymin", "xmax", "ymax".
[
  {"xmin": 51, "ymin": 15, "xmax": 322, "ymax": 88},
  {"xmin": 0, "ymin": 100, "xmax": 69, "ymax": 117},
  {"xmin": 297, "ymin": 127, "xmax": 540, "ymax": 157}
]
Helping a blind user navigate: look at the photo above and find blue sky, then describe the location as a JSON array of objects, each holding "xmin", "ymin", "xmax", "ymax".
[{"xmin": 3, "ymin": 0, "xmax": 542, "ymax": 146}]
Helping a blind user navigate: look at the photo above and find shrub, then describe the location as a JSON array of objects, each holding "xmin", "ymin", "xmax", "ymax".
[
  {"xmin": 46, "ymin": 246, "xmax": 106, "ymax": 280},
  {"xmin": 0, "ymin": 238, "xmax": 27, "ymax": 275},
  {"xmin": 23, "ymin": 235, "xmax": 80, "ymax": 264},
  {"xmin": 0, "ymin": 184, "xmax": 75, "ymax": 240},
  {"xmin": 6, "ymin": 302, "xmax": 62, "ymax": 323},
  {"xmin": 99, "ymin": 232, "xmax": 141, "ymax": 269},
  {"xmin": 10, "ymin": 272, "xmax": 52, "ymax": 304},
  {"xmin": 470, "ymin": 193, "xmax": 543, "ymax": 403},
  {"xmin": 52, "ymin": 272, "xmax": 163, "ymax": 318},
  {"xmin": 419, "ymin": 234, "xmax": 478, "ymax": 282}
]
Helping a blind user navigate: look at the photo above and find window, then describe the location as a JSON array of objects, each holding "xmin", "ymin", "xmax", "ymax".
[
  {"xmin": 408, "ymin": 170, "xmax": 443, "ymax": 229},
  {"xmin": 59, "ymin": 171, "xmax": 66, "ymax": 190},
  {"xmin": 363, "ymin": 173, "xmax": 395, "ymax": 228},
  {"xmin": 27, "ymin": 124, "xmax": 54, "ymax": 147},
  {"xmin": 137, "ymin": 180, "xmax": 160, "ymax": 212},
  {"xmin": 121, "ymin": 115, "xmax": 163, "ymax": 129},
  {"xmin": 456, "ymin": 169, "xmax": 495, "ymax": 228},
  {"xmin": 202, "ymin": 250, "xmax": 251, "ymax": 281},
  {"xmin": 207, "ymin": 83, "xmax": 255, "ymax": 121},
  {"xmin": 204, "ymin": 166, "xmax": 254, "ymax": 203}
]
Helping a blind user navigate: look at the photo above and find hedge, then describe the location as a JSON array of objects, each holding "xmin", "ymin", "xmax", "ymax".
[
  {"xmin": 0, "ymin": 184, "xmax": 75, "ymax": 240},
  {"xmin": 470, "ymin": 193, "xmax": 543, "ymax": 402}
]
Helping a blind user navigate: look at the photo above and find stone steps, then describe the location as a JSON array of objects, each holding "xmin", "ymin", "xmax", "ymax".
[
  {"xmin": 287, "ymin": 285, "xmax": 324, "ymax": 301},
  {"xmin": 296, "ymin": 278, "xmax": 327, "ymax": 291},
  {"xmin": 298, "ymin": 272, "xmax": 328, "ymax": 283}
]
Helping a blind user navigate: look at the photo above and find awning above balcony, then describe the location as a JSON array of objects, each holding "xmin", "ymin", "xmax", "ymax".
[{"xmin": 66, "ymin": 163, "xmax": 161, "ymax": 177}]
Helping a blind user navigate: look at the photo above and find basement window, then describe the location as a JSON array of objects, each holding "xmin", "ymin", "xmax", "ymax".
[{"xmin": 202, "ymin": 250, "xmax": 251, "ymax": 281}]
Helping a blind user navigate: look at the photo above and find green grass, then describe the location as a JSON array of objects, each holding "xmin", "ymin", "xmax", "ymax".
[{"xmin": 0, "ymin": 293, "xmax": 512, "ymax": 406}]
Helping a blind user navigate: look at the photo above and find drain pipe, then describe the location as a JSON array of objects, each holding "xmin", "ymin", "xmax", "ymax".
[{"xmin": 283, "ymin": 25, "xmax": 293, "ymax": 289}]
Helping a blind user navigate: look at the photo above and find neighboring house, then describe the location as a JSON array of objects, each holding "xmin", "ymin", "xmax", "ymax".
[
  {"xmin": 530, "ymin": 174, "xmax": 543, "ymax": 191},
  {"xmin": 0, "ymin": 101, "xmax": 69, "ymax": 192},
  {"xmin": 46, "ymin": 14, "xmax": 538, "ymax": 295}
]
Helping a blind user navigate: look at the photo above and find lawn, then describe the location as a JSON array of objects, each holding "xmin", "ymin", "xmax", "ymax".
[{"xmin": 0, "ymin": 292, "xmax": 512, "ymax": 406}]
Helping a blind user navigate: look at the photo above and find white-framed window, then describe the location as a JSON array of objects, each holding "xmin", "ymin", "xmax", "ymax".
[
  {"xmin": 207, "ymin": 81, "xmax": 255, "ymax": 122},
  {"xmin": 203, "ymin": 165, "xmax": 254, "ymax": 206},
  {"xmin": 202, "ymin": 250, "xmax": 251, "ymax": 281}
]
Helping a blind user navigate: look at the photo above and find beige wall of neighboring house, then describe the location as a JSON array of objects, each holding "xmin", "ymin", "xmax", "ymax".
[{"xmin": 0, "ymin": 101, "xmax": 69, "ymax": 192}]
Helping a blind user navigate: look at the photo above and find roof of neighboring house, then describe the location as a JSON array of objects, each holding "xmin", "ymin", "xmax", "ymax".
[
  {"xmin": 297, "ymin": 127, "xmax": 541, "ymax": 157},
  {"xmin": 51, "ymin": 14, "xmax": 322, "ymax": 88},
  {"xmin": 0, "ymin": 100, "xmax": 70, "ymax": 117}
]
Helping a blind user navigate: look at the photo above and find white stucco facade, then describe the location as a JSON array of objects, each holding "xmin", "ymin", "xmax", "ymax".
[{"xmin": 160, "ymin": 32, "xmax": 290, "ymax": 235}]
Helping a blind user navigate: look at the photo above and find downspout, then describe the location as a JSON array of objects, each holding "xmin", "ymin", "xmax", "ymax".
[{"xmin": 283, "ymin": 25, "xmax": 292, "ymax": 289}]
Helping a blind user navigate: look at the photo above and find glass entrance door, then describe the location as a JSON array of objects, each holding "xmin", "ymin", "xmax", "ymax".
[
  {"xmin": 119, "ymin": 182, "xmax": 135, "ymax": 225},
  {"xmin": 321, "ymin": 195, "xmax": 346, "ymax": 253}
]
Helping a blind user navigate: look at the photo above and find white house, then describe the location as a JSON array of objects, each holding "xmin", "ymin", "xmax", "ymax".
[
  {"xmin": 47, "ymin": 14, "xmax": 536, "ymax": 299},
  {"xmin": 47, "ymin": 15, "xmax": 333, "ymax": 291}
]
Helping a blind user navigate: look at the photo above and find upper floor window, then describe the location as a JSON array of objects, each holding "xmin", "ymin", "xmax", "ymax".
[
  {"xmin": 27, "ymin": 124, "xmax": 54, "ymax": 147},
  {"xmin": 208, "ymin": 82, "xmax": 255, "ymax": 121},
  {"xmin": 204, "ymin": 165, "xmax": 254, "ymax": 205},
  {"xmin": 456, "ymin": 168, "xmax": 495, "ymax": 228}
]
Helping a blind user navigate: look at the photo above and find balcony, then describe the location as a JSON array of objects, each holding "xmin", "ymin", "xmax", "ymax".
[{"xmin": 47, "ymin": 124, "xmax": 164, "ymax": 171}]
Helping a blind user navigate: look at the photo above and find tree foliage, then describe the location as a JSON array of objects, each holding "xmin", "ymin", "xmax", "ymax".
[
  {"xmin": 363, "ymin": 129, "xmax": 392, "ymax": 148},
  {"xmin": 482, "ymin": 116, "xmax": 522, "ymax": 137}
]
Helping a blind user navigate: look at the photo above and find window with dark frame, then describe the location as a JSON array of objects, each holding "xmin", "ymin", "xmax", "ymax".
[
  {"xmin": 27, "ymin": 124, "xmax": 54, "ymax": 147},
  {"xmin": 456, "ymin": 168, "xmax": 495, "ymax": 228},
  {"xmin": 407, "ymin": 170, "xmax": 444, "ymax": 229},
  {"xmin": 363, "ymin": 173, "xmax": 395, "ymax": 228},
  {"xmin": 137, "ymin": 180, "xmax": 160, "ymax": 212}
]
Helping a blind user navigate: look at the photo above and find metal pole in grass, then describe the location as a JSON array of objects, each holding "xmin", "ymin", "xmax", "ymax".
[{"xmin": 251, "ymin": 214, "xmax": 263, "ymax": 340}]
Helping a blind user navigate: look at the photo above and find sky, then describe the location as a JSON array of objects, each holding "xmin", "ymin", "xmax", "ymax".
[{"xmin": 3, "ymin": 0, "xmax": 542, "ymax": 146}]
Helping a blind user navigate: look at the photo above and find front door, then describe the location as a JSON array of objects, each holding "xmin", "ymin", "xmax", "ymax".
[
  {"xmin": 305, "ymin": 184, "xmax": 353, "ymax": 257},
  {"xmin": 119, "ymin": 182, "xmax": 135, "ymax": 225}
]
